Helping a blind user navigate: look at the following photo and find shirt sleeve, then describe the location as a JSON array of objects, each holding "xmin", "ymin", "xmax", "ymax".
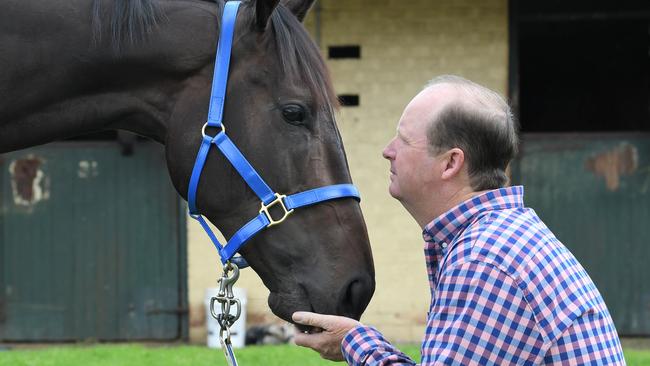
[
  {"xmin": 422, "ymin": 260, "xmax": 545, "ymax": 365},
  {"xmin": 342, "ymin": 325, "xmax": 417, "ymax": 366},
  {"xmin": 341, "ymin": 261, "xmax": 545, "ymax": 365}
]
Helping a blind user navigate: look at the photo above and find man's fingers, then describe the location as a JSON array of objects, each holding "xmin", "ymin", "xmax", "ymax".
[
  {"xmin": 293, "ymin": 330, "xmax": 322, "ymax": 348},
  {"xmin": 292, "ymin": 311, "xmax": 328, "ymax": 329},
  {"xmin": 292, "ymin": 312, "xmax": 359, "ymax": 362},
  {"xmin": 294, "ymin": 332, "xmax": 344, "ymax": 361}
]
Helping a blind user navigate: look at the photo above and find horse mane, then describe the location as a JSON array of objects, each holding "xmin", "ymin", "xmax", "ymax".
[
  {"xmin": 92, "ymin": 0, "xmax": 337, "ymax": 111},
  {"xmin": 91, "ymin": 0, "xmax": 165, "ymax": 49}
]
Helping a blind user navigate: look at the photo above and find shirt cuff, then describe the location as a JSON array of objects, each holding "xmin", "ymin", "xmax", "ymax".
[
  {"xmin": 341, "ymin": 325, "xmax": 388, "ymax": 365},
  {"xmin": 341, "ymin": 325, "xmax": 383, "ymax": 365}
]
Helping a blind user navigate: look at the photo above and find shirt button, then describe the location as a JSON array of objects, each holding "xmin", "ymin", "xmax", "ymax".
[{"xmin": 441, "ymin": 242, "xmax": 448, "ymax": 249}]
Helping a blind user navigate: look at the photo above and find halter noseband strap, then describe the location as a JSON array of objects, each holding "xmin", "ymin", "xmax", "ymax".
[{"xmin": 187, "ymin": 1, "xmax": 361, "ymax": 268}]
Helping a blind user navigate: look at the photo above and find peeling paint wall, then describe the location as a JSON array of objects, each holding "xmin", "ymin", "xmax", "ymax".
[
  {"xmin": 8, "ymin": 156, "xmax": 50, "ymax": 207},
  {"xmin": 77, "ymin": 160, "xmax": 99, "ymax": 179},
  {"xmin": 585, "ymin": 143, "xmax": 639, "ymax": 191}
]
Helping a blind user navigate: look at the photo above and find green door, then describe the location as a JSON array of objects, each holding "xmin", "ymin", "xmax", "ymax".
[
  {"xmin": 511, "ymin": 133, "xmax": 650, "ymax": 335},
  {"xmin": 0, "ymin": 141, "xmax": 187, "ymax": 341}
]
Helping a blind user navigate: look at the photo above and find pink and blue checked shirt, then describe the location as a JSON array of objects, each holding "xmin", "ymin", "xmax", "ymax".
[{"xmin": 342, "ymin": 186, "xmax": 625, "ymax": 365}]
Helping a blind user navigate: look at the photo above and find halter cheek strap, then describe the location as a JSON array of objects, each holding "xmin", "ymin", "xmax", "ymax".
[{"xmin": 187, "ymin": 1, "xmax": 361, "ymax": 268}]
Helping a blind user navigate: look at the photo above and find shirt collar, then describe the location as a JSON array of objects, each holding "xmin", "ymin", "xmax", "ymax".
[{"xmin": 423, "ymin": 186, "xmax": 525, "ymax": 246}]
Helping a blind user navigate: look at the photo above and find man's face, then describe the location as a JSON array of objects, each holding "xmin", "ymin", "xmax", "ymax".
[{"xmin": 382, "ymin": 88, "xmax": 446, "ymax": 205}]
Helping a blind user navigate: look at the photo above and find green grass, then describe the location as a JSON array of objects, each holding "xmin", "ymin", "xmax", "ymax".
[
  {"xmin": 626, "ymin": 349, "xmax": 650, "ymax": 366},
  {"xmin": 0, "ymin": 344, "xmax": 648, "ymax": 365}
]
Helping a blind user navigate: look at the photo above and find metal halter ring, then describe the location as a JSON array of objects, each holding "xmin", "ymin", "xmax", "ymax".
[
  {"xmin": 210, "ymin": 296, "xmax": 223, "ymax": 321},
  {"xmin": 260, "ymin": 193, "xmax": 294, "ymax": 227},
  {"xmin": 202, "ymin": 122, "xmax": 226, "ymax": 139}
]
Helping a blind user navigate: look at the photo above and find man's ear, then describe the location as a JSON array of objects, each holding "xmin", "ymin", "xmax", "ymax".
[
  {"xmin": 281, "ymin": 0, "xmax": 316, "ymax": 22},
  {"xmin": 440, "ymin": 148, "xmax": 465, "ymax": 180}
]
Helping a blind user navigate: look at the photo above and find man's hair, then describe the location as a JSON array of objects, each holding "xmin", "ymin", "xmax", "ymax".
[{"xmin": 425, "ymin": 75, "xmax": 519, "ymax": 191}]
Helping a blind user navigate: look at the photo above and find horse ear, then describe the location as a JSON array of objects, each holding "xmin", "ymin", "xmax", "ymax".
[
  {"xmin": 281, "ymin": 0, "xmax": 316, "ymax": 22},
  {"xmin": 255, "ymin": 0, "xmax": 281, "ymax": 31}
]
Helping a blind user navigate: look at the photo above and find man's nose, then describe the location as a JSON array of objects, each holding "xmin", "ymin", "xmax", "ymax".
[
  {"xmin": 381, "ymin": 137, "xmax": 395, "ymax": 160},
  {"xmin": 382, "ymin": 139, "xmax": 395, "ymax": 160}
]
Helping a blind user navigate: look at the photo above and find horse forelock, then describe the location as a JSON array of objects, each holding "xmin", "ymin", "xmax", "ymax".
[{"xmin": 270, "ymin": 5, "xmax": 339, "ymax": 116}]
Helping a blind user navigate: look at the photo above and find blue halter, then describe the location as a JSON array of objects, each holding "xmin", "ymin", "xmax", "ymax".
[{"xmin": 188, "ymin": 1, "xmax": 361, "ymax": 269}]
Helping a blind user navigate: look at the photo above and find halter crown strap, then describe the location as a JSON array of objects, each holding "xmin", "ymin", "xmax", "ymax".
[
  {"xmin": 188, "ymin": 1, "xmax": 242, "ymax": 214},
  {"xmin": 188, "ymin": 0, "xmax": 362, "ymax": 267},
  {"xmin": 207, "ymin": 0, "xmax": 240, "ymax": 128}
]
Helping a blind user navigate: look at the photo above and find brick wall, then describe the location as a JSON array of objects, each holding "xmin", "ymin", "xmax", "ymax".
[{"xmin": 187, "ymin": 0, "xmax": 508, "ymax": 344}]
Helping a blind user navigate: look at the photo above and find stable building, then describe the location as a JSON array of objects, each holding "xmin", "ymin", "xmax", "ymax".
[{"xmin": 1, "ymin": 0, "xmax": 648, "ymax": 344}]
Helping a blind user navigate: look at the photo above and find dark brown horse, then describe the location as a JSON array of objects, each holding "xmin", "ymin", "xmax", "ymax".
[{"xmin": 0, "ymin": 0, "xmax": 374, "ymax": 326}]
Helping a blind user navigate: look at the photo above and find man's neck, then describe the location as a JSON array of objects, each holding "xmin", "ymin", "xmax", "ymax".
[{"xmin": 410, "ymin": 186, "xmax": 488, "ymax": 229}]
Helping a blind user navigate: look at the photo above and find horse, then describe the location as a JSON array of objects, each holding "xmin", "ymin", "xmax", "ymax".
[{"xmin": 0, "ymin": 0, "xmax": 375, "ymax": 329}]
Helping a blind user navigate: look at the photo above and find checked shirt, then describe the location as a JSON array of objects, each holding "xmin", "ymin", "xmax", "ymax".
[{"xmin": 342, "ymin": 186, "xmax": 625, "ymax": 365}]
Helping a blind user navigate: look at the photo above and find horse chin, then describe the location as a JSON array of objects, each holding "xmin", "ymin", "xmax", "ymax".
[{"xmin": 267, "ymin": 291, "xmax": 321, "ymax": 324}]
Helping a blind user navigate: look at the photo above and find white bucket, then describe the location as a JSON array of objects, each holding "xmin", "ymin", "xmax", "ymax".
[{"xmin": 204, "ymin": 287, "xmax": 247, "ymax": 349}]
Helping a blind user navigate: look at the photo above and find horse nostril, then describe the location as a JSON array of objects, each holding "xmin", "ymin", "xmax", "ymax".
[{"xmin": 337, "ymin": 276, "xmax": 374, "ymax": 320}]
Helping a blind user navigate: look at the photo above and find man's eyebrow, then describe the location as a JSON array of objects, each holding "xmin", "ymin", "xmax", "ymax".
[{"xmin": 397, "ymin": 128, "xmax": 412, "ymax": 144}]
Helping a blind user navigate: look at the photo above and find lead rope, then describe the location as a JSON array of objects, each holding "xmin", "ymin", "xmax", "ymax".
[{"xmin": 209, "ymin": 262, "xmax": 242, "ymax": 366}]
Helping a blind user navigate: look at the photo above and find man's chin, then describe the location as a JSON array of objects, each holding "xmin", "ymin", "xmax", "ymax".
[{"xmin": 388, "ymin": 186, "xmax": 400, "ymax": 200}]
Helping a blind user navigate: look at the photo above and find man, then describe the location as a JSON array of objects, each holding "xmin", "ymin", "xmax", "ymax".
[{"xmin": 292, "ymin": 75, "xmax": 626, "ymax": 365}]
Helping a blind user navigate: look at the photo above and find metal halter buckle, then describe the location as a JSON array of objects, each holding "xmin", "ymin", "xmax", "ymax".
[
  {"xmin": 210, "ymin": 262, "xmax": 241, "ymax": 330},
  {"xmin": 260, "ymin": 193, "xmax": 294, "ymax": 227},
  {"xmin": 202, "ymin": 122, "xmax": 226, "ymax": 139}
]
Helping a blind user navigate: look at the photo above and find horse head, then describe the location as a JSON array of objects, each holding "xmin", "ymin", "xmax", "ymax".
[
  {"xmin": 0, "ymin": 0, "xmax": 375, "ymax": 326},
  {"xmin": 164, "ymin": 0, "xmax": 375, "ymax": 324}
]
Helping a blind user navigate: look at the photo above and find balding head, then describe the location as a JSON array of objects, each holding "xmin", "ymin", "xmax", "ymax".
[{"xmin": 423, "ymin": 75, "xmax": 518, "ymax": 191}]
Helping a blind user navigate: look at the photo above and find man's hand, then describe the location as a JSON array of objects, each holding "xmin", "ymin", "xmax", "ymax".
[{"xmin": 292, "ymin": 311, "xmax": 361, "ymax": 361}]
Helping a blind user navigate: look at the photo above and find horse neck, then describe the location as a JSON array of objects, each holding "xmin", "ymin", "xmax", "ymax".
[
  {"xmin": 0, "ymin": 83, "xmax": 173, "ymax": 153},
  {"xmin": 0, "ymin": 0, "xmax": 218, "ymax": 153}
]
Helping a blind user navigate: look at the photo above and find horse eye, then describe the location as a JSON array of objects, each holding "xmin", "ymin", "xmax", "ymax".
[{"xmin": 282, "ymin": 105, "xmax": 306, "ymax": 125}]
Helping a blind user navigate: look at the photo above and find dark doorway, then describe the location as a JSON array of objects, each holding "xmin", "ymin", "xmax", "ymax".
[{"xmin": 510, "ymin": 0, "xmax": 650, "ymax": 132}]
